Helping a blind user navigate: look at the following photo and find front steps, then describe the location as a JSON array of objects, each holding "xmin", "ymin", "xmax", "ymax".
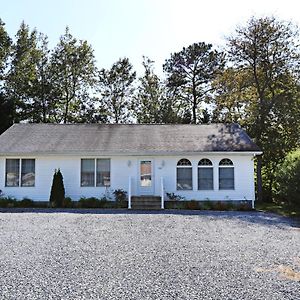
[{"xmin": 131, "ymin": 196, "xmax": 162, "ymax": 210}]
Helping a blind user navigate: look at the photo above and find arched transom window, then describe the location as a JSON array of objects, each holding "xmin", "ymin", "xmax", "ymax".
[
  {"xmin": 219, "ymin": 158, "xmax": 234, "ymax": 190},
  {"xmin": 177, "ymin": 159, "xmax": 192, "ymax": 190},
  {"xmin": 198, "ymin": 159, "xmax": 213, "ymax": 190}
]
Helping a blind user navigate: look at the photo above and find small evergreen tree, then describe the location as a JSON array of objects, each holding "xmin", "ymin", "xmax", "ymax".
[{"xmin": 49, "ymin": 169, "xmax": 65, "ymax": 207}]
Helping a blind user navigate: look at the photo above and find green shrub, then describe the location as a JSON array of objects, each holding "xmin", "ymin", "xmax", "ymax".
[
  {"xmin": 275, "ymin": 149, "xmax": 300, "ymax": 207},
  {"xmin": 49, "ymin": 169, "xmax": 65, "ymax": 208},
  {"xmin": 18, "ymin": 198, "xmax": 34, "ymax": 208},
  {"xmin": 186, "ymin": 200, "xmax": 200, "ymax": 210},
  {"xmin": 113, "ymin": 189, "xmax": 127, "ymax": 208},
  {"xmin": 166, "ymin": 192, "xmax": 186, "ymax": 201},
  {"xmin": 78, "ymin": 197, "xmax": 100, "ymax": 208},
  {"xmin": 62, "ymin": 197, "xmax": 73, "ymax": 208},
  {"xmin": 202, "ymin": 200, "xmax": 214, "ymax": 210},
  {"xmin": 0, "ymin": 196, "xmax": 17, "ymax": 208}
]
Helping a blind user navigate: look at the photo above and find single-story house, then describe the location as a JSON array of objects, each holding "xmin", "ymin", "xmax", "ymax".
[{"xmin": 0, "ymin": 123, "xmax": 261, "ymax": 208}]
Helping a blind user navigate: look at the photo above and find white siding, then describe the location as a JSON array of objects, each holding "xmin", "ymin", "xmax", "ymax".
[{"xmin": 0, "ymin": 154, "xmax": 255, "ymax": 201}]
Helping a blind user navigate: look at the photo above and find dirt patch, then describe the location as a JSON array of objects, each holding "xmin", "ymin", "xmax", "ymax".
[{"xmin": 255, "ymin": 258, "xmax": 300, "ymax": 282}]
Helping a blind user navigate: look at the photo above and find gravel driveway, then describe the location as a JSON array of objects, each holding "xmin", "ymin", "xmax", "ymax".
[{"xmin": 0, "ymin": 210, "xmax": 299, "ymax": 300}]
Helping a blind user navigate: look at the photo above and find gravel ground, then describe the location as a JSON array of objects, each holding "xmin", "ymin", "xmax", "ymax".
[{"xmin": 0, "ymin": 210, "xmax": 299, "ymax": 300}]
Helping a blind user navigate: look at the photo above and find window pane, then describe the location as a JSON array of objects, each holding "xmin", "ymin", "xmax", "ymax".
[
  {"xmin": 5, "ymin": 159, "xmax": 20, "ymax": 187},
  {"xmin": 177, "ymin": 168, "xmax": 192, "ymax": 190},
  {"xmin": 140, "ymin": 160, "xmax": 151, "ymax": 187},
  {"xmin": 81, "ymin": 159, "xmax": 95, "ymax": 186},
  {"xmin": 219, "ymin": 167, "xmax": 234, "ymax": 190},
  {"xmin": 21, "ymin": 159, "xmax": 35, "ymax": 187},
  {"xmin": 96, "ymin": 159, "xmax": 110, "ymax": 187},
  {"xmin": 198, "ymin": 167, "xmax": 213, "ymax": 190}
]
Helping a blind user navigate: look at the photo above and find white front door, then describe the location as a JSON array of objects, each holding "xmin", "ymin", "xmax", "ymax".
[{"xmin": 138, "ymin": 159, "xmax": 154, "ymax": 195}]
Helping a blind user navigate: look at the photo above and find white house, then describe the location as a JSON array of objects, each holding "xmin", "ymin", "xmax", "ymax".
[{"xmin": 0, "ymin": 123, "xmax": 261, "ymax": 208}]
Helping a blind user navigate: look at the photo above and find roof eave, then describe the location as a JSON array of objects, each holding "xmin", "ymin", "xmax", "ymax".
[{"xmin": 0, "ymin": 150, "xmax": 263, "ymax": 157}]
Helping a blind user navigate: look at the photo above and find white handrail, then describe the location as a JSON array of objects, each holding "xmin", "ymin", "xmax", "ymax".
[
  {"xmin": 128, "ymin": 176, "xmax": 132, "ymax": 209},
  {"xmin": 161, "ymin": 177, "xmax": 164, "ymax": 209}
]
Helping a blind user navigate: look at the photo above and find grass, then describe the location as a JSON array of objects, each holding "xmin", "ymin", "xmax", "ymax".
[{"xmin": 256, "ymin": 201, "xmax": 300, "ymax": 218}]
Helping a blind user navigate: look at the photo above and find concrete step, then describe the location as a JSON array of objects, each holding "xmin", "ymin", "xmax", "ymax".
[{"xmin": 131, "ymin": 196, "xmax": 162, "ymax": 210}]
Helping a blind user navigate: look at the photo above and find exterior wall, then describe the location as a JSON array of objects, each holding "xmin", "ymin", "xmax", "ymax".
[{"xmin": 0, "ymin": 154, "xmax": 255, "ymax": 202}]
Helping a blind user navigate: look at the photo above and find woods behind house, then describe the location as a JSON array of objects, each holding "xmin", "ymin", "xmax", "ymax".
[{"xmin": 0, "ymin": 16, "xmax": 299, "ymax": 204}]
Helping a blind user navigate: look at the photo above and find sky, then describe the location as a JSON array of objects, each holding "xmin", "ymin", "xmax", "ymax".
[{"xmin": 1, "ymin": 0, "xmax": 300, "ymax": 75}]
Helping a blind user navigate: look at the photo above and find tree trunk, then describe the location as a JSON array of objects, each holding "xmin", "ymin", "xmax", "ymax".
[{"xmin": 256, "ymin": 155, "xmax": 263, "ymax": 202}]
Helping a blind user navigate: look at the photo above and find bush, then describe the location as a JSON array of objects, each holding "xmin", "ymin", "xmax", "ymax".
[
  {"xmin": 274, "ymin": 150, "xmax": 300, "ymax": 207},
  {"xmin": 113, "ymin": 189, "xmax": 127, "ymax": 208},
  {"xmin": 49, "ymin": 169, "xmax": 65, "ymax": 208},
  {"xmin": 166, "ymin": 192, "xmax": 186, "ymax": 201},
  {"xmin": 78, "ymin": 197, "xmax": 100, "ymax": 208},
  {"xmin": 0, "ymin": 196, "xmax": 17, "ymax": 208},
  {"xmin": 186, "ymin": 200, "xmax": 200, "ymax": 210},
  {"xmin": 18, "ymin": 198, "xmax": 34, "ymax": 208},
  {"xmin": 62, "ymin": 197, "xmax": 73, "ymax": 208}
]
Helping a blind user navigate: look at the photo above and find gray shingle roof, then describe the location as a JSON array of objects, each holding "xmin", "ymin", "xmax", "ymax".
[{"xmin": 0, "ymin": 123, "xmax": 261, "ymax": 155}]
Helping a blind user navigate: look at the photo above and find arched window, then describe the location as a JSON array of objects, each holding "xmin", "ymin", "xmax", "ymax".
[
  {"xmin": 219, "ymin": 158, "xmax": 234, "ymax": 190},
  {"xmin": 198, "ymin": 159, "xmax": 213, "ymax": 190},
  {"xmin": 177, "ymin": 159, "xmax": 192, "ymax": 190}
]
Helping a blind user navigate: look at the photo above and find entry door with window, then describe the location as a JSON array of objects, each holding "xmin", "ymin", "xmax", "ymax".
[{"xmin": 138, "ymin": 159, "xmax": 154, "ymax": 195}]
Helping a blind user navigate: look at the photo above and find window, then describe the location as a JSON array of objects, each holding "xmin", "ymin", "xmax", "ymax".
[
  {"xmin": 81, "ymin": 159, "xmax": 95, "ymax": 186},
  {"xmin": 5, "ymin": 159, "xmax": 20, "ymax": 187},
  {"xmin": 21, "ymin": 159, "xmax": 35, "ymax": 187},
  {"xmin": 96, "ymin": 159, "xmax": 110, "ymax": 187},
  {"xmin": 5, "ymin": 159, "xmax": 35, "ymax": 187},
  {"xmin": 177, "ymin": 159, "xmax": 192, "ymax": 190},
  {"xmin": 198, "ymin": 159, "xmax": 213, "ymax": 190},
  {"xmin": 81, "ymin": 158, "xmax": 111, "ymax": 187},
  {"xmin": 219, "ymin": 158, "xmax": 234, "ymax": 190}
]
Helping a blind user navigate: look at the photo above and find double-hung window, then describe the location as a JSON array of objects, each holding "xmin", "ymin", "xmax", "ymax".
[
  {"xmin": 81, "ymin": 158, "xmax": 110, "ymax": 187},
  {"xmin": 5, "ymin": 159, "xmax": 35, "ymax": 187}
]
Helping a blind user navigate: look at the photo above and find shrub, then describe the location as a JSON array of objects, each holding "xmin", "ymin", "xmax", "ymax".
[
  {"xmin": 186, "ymin": 200, "xmax": 200, "ymax": 210},
  {"xmin": 62, "ymin": 197, "xmax": 73, "ymax": 208},
  {"xmin": 18, "ymin": 198, "xmax": 34, "ymax": 208},
  {"xmin": 113, "ymin": 189, "xmax": 127, "ymax": 202},
  {"xmin": 166, "ymin": 192, "xmax": 186, "ymax": 201},
  {"xmin": 275, "ymin": 150, "xmax": 300, "ymax": 207},
  {"xmin": 0, "ymin": 196, "xmax": 17, "ymax": 208},
  {"xmin": 49, "ymin": 169, "xmax": 65, "ymax": 208},
  {"xmin": 78, "ymin": 197, "xmax": 100, "ymax": 208},
  {"xmin": 113, "ymin": 189, "xmax": 127, "ymax": 208},
  {"xmin": 202, "ymin": 200, "xmax": 214, "ymax": 210}
]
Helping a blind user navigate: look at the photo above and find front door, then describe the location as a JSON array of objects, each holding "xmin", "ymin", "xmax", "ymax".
[{"xmin": 138, "ymin": 159, "xmax": 154, "ymax": 195}]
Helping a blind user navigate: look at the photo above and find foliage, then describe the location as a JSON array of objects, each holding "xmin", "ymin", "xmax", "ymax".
[
  {"xmin": 274, "ymin": 150, "xmax": 300, "ymax": 207},
  {"xmin": 62, "ymin": 197, "xmax": 74, "ymax": 208},
  {"xmin": 78, "ymin": 197, "xmax": 101, "ymax": 208},
  {"xmin": 0, "ymin": 92, "xmax": 14, "ymax": 134},
  {"xmin": 98, "ymin": 57, "xmax": 136, "ymax": 123},
  {"xmin": 134, "ymin": 56, "xmax": 180, "ymax": 123},
  {"xmin": 163, "ymin": 42, "xmax": 225, "ymax": 123},
  {"xmin": 49, "ymin": 169, "xmax": 65, "ymax": 208},
  {"xmin": 213, "ymin": 16, "xmax": 300, "ymax": 201},
  {"xmin": 0, "ymin": 18, "xmax": 12, "ymax": 80},
  {"xmin": 113, "ymin": 189, "xmax": 127, "ymax": 202},
  {"xmin": 166, "ymin": 192, "xmax": 186, "ymax": 201},
  {"xmin": 50, "ymin": 27, "xmax": 98, "ymax": 123}
]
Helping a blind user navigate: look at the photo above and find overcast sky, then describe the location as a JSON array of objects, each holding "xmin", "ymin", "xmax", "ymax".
[{"xmin": 2, "ymin": 0, "xmax": 300, "ymax": 75}]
